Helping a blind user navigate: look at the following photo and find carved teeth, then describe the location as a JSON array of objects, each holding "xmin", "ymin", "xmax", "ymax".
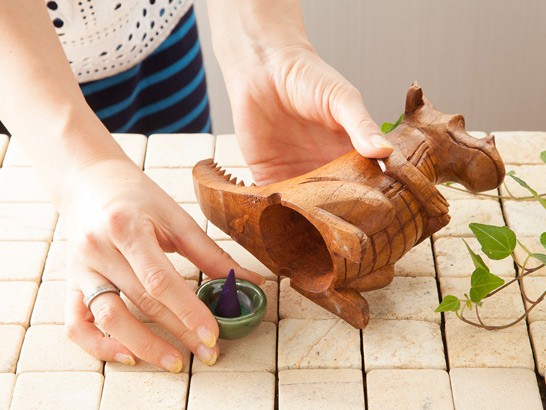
[
  {"xmin": 223, "ymin": 173, "xmax": 232, "ymax": 181},
  {"xmin": 250, "ymin": 183, "xmax": 256, "ymax": 187},
  {"xmin": 229, "ymin": 177, "xmax": 238, "ymax": 184},
  {"xmin": 237, "ymin": 181, "xmax": 245, "ymax": 187}
]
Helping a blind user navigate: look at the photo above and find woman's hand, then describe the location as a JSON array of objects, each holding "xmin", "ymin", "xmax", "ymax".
[{"xmin": 62, "ymin": 158, "xmax": 264, "ymax": 371}]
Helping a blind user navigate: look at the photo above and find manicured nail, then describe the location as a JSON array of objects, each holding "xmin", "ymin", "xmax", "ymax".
[
  {"xmin": 160, "ymin": 354, "xmax": 183, "ymax": 373},
  {"xmin": 197, "ymin": 344, "xmax": 217, "ymax": 366},
  {"xmin": 196, "ymin": 325, "xmax": 216, "ymax": 348},
  {"xmin": 370, "ymin": 134, "xmax": 394, "ymax": 149},
  {"xmin": 114, "ymin": 353, "xmax": 136, "ymax": 366}
]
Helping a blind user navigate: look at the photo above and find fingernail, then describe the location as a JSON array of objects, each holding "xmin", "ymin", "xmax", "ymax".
[
  {"xmin": 114, "ymin": 353, "xmax": 136, "ymax": 366},
  {"xmin": 196, "ymin": 325, "xmax": 216, "ymax": 348},
  {"xmin": 160, "ymin": 354, "xmax": 183, "ymax": 373},
  {"xmin": 197, "ymin": 344, "xmax": 217, "ymax": 366},
  {"xmin": 370, "ymin": 134, "xmax": 394, "ymax": 149}
]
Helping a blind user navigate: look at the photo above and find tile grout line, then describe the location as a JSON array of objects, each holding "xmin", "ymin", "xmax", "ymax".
[
  {"xmin": 274, "ymin": 274, "xmax": 281, "ymax": 410},
  {"xmin": 360, "ymin": 328, "xmax": 368, "ymax": 410}
]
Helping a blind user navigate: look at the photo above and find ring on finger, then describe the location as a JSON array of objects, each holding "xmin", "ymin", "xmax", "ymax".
[{"xmin": 83, "ymin": 284, "xmax": 120, "ymax": 309}]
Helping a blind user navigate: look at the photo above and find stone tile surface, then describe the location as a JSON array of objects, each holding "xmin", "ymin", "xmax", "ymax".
[
  {"xmin": 363, "ymin": 319, "xmax": 445, "ymax": 371},
  {"xmin": 434, "ymin": 236, "xmax": 515, "ymax": 278},
  {"xmin": 42, "ymin": 241, "xmax": 67, "ymax": 281},
  {"xmin": 0, "ymin": 168, "xmax": 49, "ymax": 202},
  {"xmin": 112, "ymin": 133, "xmax": 147, "ymax": 169},
  {"xmin": 394, "ymin": 239, "xmax": 435, "ymax": 277},
  {"xmin": 0, "ymin": 241, "xmax": 49, "ymax": 282},
  {"xmin": 144, "ymin": 168, "xmax": 196, "ymax": 202},
  {"xmin": 0, "ymin": 203, "xmax": 57, "ymax": 241},
  {"xmin": 450, "ymin": 368, "xmax": 543, "ymax": 410},
  {"xmin": 17, "ymin": 325, "xmax": 103, "ymax": 373},
  {"xmin": 278, "ymin": 369, "xmax": 365, "ymax": 410},
  {"xmin": 214, "ymin": 134, "xmax": 246, "ymax": 167},
  {"xmin": 0, "ymin": 373, "xmax": 16, "ymax": 410},
  {"xmin": 0, "ymin": 282, "xmax": 38, "ymax": 327},
  {"xmin": 445, "ymin": 319, "xmax": 534, "ymax": 369},
  {"xmin": 10, "ymin": 372, "xmax": 103, "ymax": 410},
  {"xmin": 214, "ymin": 240, "xmax": 276, "ymax": 281},
  {"xmin": 30, "ymin": 281, "xmax": 66, "ymax": 325},
  {"xmin": 367, "ymin": 369, "xmax": 454, "ymax": 410},
  {"xmin": 0, "ymin": 133, "xmax": 8, "ymax": 166},
  {"xmin": 365, "ymin": 277, "xmax": 440, "ymax": 323},
  {"xmin": 503, "ymin": 200, "xmax": 546, "ymax": 236},
  {"xmin": 529, "ymin": 321, "xmax": 546, "ymax": 376},
  {"xmin": 0, "ymin": 325, "xmax": 25, "ymax": 372},
  {"xmin": 434, "ymin": 199, "xmax": 505, "ymax": 238},
  {"xmin": 261, "ymin": 280, "xmax": 278, "ymax": 323},
  {"xmin": 192, "ymin": 322, "xmax": 276, "ymax": 373},
  {"xmin": 145, "ymin": 133, "xmax": 215, "ymax": 168},
  {"xmin": 279, "ymin": 278, "xmax": 337, "ymax": 320},
  {"xmin": 500, "ymin": 165, "xmax": 546, "ymax": 199},
  {"xmin": 52, "ymin": 214, "xmax": 68, "ymax": 241},
  {"xmin": 521, "ymin": 277, "xmax": 546, "ymax": 322},
  {"xmin": 100, "ymin": 372, "xmax": 189, "ymax": 410},
  {"xmin": 493, "ymin": 131, "xmax": 546, "ymax": 164},
  {"xmin": 187, "ymin": 372, "xmax": 275, "ymax": 410},
  {"xmin": 2, "ymin": 135, "xmax": 30, "ymax": 167},
  {"xmin": 278, "ymin": 319, "xmax": 361, "ymax": 371}
]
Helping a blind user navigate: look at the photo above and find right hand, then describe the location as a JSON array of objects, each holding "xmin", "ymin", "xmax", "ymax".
[{"xmin": 62, "ymin": 157, "xmax": 264, "ymax": 371}]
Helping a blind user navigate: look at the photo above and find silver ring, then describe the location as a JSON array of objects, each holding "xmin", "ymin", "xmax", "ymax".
[{"xmin": 83, "ymin": 285, "xmax": 120, "ymax": 309}]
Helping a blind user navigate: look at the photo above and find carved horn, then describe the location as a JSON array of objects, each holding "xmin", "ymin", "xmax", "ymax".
[
  {"xmin": 405, "ymin": 82, "xmax": 424, "ymax": 115},
  {"xmin": 483, "ymin": 134, "xmax": 496, "ymax": 147}
]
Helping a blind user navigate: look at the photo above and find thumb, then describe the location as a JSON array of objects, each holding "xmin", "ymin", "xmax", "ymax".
[{"xmin": 330, "ymin": 87, "xmax": 394, "ymax": 158}]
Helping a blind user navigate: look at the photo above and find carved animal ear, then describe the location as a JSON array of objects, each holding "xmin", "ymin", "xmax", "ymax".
[{"xmin": 405, "ymin": 82, "xmax": 425, "ymax": 115}]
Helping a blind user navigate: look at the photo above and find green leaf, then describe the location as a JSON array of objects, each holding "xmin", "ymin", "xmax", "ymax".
[
  {"xmin": 465, "ymin": 299, "xmax": 473, "ymax": 310},
  {"xmin": 507, "ymin": 173, "xmax": 546, "ymax": 210},
  {"xmin": 469, "ymin": 268, "xmax": 505, "ymax": 303},
  {"xmin": 540, "ymin": 232, "xmax": 546, "ymax": 250},
  {"xmin": 531, "ymin": 253, "xmax": 546, "ymax": 265},
  {"xmin": 462, "ymin": 238, "xmax": 490, "ymax": 271},
  {"xmin": 541, "ymin": 151, "xmax": 546, "ymax": 164},
  {"xmin": 435, "ymin": 295, "xmax": 461, "ymax": 312},
  {"xmin": 381, "ymin": 113, "xmax": 404, "ymax": 134},
  {"xmin": 469, "ymin": 223, "xmax": 517, "ymax": 260}
]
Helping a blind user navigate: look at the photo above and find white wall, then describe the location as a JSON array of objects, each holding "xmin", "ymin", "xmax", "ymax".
[{"xmin": 195, "ymin": 0, "xmax": 546, "ymax": 134}]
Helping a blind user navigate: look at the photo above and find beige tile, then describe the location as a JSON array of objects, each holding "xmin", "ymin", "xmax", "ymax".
[
  {"xmin": 468, "ymin": 131, "xmax": 488, "ymax": 139},
  {"xmin": 206, "ymin": 221, "xmax": 231, "ymax": 240},
  {"xmin": 112, "ymin": 133, "xmax": 147, "ymax": 169},
  {"xmin": 394, "ymin": 239, "xmax": 435, "ymax": 277},
  {"xmin": 214, "ymin": 134, "xmax": 246, "ymax": 167},
  {"xmin": 529, "ymin": 321, "xmax": 546, "ymax": 376},
  {"xmin": 101, "ymin": 372, "xmax": 188, "ymax": 410},
  {"xmin": 214, "ymin": 240, "xmax": 277, "ymax": 281},
  {"xmin": 0, "ymin": 373, "xmax": 16, "ymax": 410},
  {"xmin": 0, "ymin": 241, "xmax": 49, "ymax": 282},
  {"xmin": 500, "ymin": 165, "xmax": 546, "ymax": 200},
  {"xmin": 365, "ymin": 277, "xmax": 440, "ymax": 323},
  {"xmin": 11, "ymin": 372, "xmax": 103, "ymax": 410},
  {"xmin": 261, "ymin": 280, "xmax": 278, "ymax": 323},
  {"xmin": 0, "ymin": 325, "xmax": 25, "ymax": 372},
  {"xmin": 0, "ymin": 134, "xmax": 8, "ymax": 166},
  {"xmin": 434, "ymin": 236, "xmax": 515, "ymax": 278},
  {"xmin": 2, "ymin": 135, "xmax": 30, "ymax": 167},
  {"xmin": 450, "ymin": 368, "xmax": 543, "ymax": 410},
  {"xmin": 0, "ymin": 282, "xmax": 38, "ymax": 327},
  {"xmin": 445, "ymin": 318, "xmax": 534, "ymax": 369},
  {"xmin": 279, "ymin": 369, "xmax": 365, "ymax": 410},
  {"xmin": 52, "ymin": 213, "xmax": 68, "ymax": 241},
  {"xmin": 438, "ymin": 182, "xmax": 499, "ymax": 201},
  {"xmin": 363, "ymin": 319, "xmax": 445, "ymax": 371},
  {"xmin": 513, "ymin": 236, "xmax": 546, "ymax": 275},
  {"xmin": 30, "ymin": 281, "xmax": 66, "ymax": 325},
  {"xmin": 503, "ymin": 200, "xmax": 546, "ymax": 237},
  {"xmin": 278, "ymin": 318, "xmax": 361, "ymax": 371},
  {"xmin": 164, "ymin": 252, "xmax": 200, "ymax": 281},
  {"xmin": 145, "ymin": 133, "xmax": 215, "ymax": 169},
  {"xmin": 521, "ymin": 277, "xmax": 546, "ymax": 322},
  {"xmin": 279, "ymin": 278, "xmax": 337, "ymax": 320},
  {"xmin": 434, "ymin": 199, "xmax": 505, "ymax": 238},
  {"xmin": 17, "ymin": 325, "xmax": 103, "ymax": 373},
  {"xmin": 104, "ymin": 323, "xmax": 191, "ymax": 373},
  {"xmin": 440, "ymin": 277, "xmax": 524, "ymax": 320},
  {"xmin": 0, "ymin": 168, "xmax": 49, "ymax": 203},
  {"xmin": 367, "ymin": 369, "xmax": 454, "ymax": 410},
  {"xmin": 179, "ymin": 202, "xmax": 207, "ymax": 231},
  {"xmin": 42, "ymin": 241, "xmax": 67, "ymax": 281},
  {"xmin": 145, "ymin": 168, "xmax": 196, "ymax": 202},
  {"xmin": 187, "ymin": 371, "xmax": 275, "ymax": 410},
  {"xmin": 0, "ymin": 203, "xmax": 57, "ymax": 241},
  {"xmin": 493, "ymin": 131, "xmax": 546, "ymax": 165},
  {"xmin": 192, "ymin": 322, "xmax": 276, "ymax": 373}
]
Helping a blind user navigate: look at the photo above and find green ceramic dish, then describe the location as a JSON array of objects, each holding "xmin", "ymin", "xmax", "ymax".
[{"xmin": 195, "ymin": 279, "xmax": 267, "ymax": 340}]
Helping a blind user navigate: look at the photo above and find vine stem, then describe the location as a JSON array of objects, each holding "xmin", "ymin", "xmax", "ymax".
[{"xmin": 442, "ymin": 184, "xmax": 546, "ymax": 200}]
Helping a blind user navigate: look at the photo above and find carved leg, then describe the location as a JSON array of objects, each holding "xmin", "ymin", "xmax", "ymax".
[{"xmin": 349, "ymin": 265, "xmax": 395, "ymax": 292}]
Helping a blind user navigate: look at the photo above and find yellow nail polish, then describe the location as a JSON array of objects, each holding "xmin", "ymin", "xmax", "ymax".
[
  {"xmin": 196, "ymin": 325, "xmax": 216, "ymax": 348},
  {"xmin": 197, "ymin": 345, "xmax": 217, "ymax": 366},
  {"xmin": 161, "ymin": 354, "xmax": 183, "ymax": 373}
]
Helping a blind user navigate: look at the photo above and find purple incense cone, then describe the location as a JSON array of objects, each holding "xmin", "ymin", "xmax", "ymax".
[{"xmin": 214, "ymin": 269, "xmax": 242, "ymax": 318}]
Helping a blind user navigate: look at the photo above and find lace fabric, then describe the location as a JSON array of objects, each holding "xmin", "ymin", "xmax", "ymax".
[{"xmin": 46, "ymin": 0, "xmax": 192, "ymax": 83}]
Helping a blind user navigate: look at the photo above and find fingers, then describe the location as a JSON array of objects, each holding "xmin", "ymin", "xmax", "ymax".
[{"xmin": 330, "ymin": 86, "xmax": 394, "ymax": 158}]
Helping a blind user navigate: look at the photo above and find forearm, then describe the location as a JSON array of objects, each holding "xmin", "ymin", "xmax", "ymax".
[{"xmin": 0, "ymin": 0, "xmax": 128, "ymax": 211}]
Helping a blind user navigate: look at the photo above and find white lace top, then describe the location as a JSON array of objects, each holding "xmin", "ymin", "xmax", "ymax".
[{"xmin": 45, "ymin": 0, "xmax": 193, "ymax": 83}]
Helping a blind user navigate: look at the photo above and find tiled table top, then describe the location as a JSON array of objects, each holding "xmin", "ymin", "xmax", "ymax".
[{"xmin": 0, "ymin": 131, "xmax": 545, "ymax": 409}]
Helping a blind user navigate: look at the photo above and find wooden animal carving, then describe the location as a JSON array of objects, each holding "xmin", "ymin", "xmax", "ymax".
[{"xmin": 192, "ymin": 83, "xmax": 506, "ymax": 329}]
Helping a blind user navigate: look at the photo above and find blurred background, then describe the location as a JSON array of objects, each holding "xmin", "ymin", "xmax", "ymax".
[{"xmin": 194, "ymin": 0, "xmax": 546, "ymax": 134}]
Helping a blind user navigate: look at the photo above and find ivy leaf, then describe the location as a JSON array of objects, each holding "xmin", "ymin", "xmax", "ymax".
[
  {"xmin": 541, "ymin": 151, "xmax": 546, "ymax": 164},
  {"xmin": 532, "ymin": 253, "xmax": 546, "ymax": 265},
  {"xmin": 381, "ymin": 113, "xmax": 404, "ymax": 134},
  {"xmin": 435, "ymin": 295, "xmax": 461, "ymax": 312},
  {"xmin": 469, "ymin": 268, "xmax": 505, "ymax": 303},
  {"xmin": 540, "ymin": 232, "xmax": 546, "ymax": 250},
  {"xmin": 462, "ymin": 238, "xmax": 490, "ymax": 272},
  {"xmin": 507, "ymin": 172, "xmax": 546, "ymax": 210},
  {"xmin": 469, "ymin": 223, "xmax": 517, "ymax": 260}
]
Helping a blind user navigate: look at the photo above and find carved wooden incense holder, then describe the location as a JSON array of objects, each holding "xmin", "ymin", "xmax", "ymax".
[{"xmin": 192, "ymin": 83, "xmax": 505, "ymax": 329}]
